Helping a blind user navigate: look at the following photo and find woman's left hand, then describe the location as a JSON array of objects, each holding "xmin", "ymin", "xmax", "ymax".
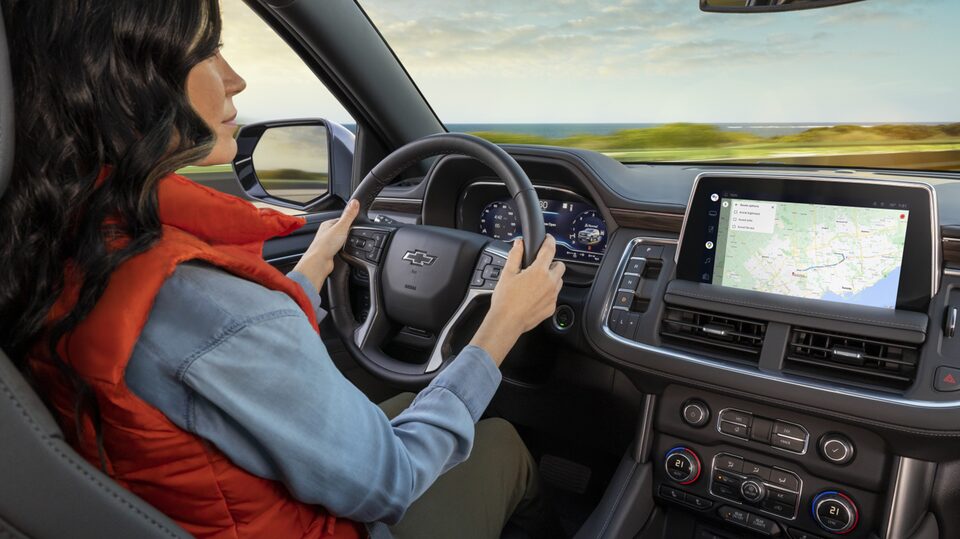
[{"xmin": 293, "ymin": 199, "xmax": 360, "ymax": 291}]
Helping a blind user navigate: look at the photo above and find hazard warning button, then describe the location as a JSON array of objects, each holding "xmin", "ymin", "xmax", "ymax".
[{"xmin": 934, "ymin": 367, "xmax": 960, "ymax": 392}]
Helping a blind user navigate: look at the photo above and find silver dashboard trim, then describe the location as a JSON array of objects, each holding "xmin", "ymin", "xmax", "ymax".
[
  {"xmin": 600, "ymin": 237, "xmax": 960, "ymax": 410},
  {"xmin": 675, "ymin": 171, "xmax": 941, "ymax": 298}
]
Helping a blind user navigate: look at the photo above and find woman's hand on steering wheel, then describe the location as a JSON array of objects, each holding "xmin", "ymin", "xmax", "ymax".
[
  {"xmin": 293, "ymin": 199, "xmax": 360, "ymax": 291},
  {"xmin": 469, "ymin": 236, "xmax": 566, "ymax": 366}
]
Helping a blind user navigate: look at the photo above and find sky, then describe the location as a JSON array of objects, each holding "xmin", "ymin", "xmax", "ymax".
[{"xmin": 222, "ymin": 0, "xmax": 959, "ymax": 125}]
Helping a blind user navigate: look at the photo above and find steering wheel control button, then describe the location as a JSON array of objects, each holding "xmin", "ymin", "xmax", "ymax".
[
  {"xmin": 681, "ymin": 400, "xmax": 711, "ymax": 428},
  {"xmin": 812, "ymin": 492, "xmax": 859, "ymax": 535},
  {"xmin": 664, "ymin": 447, "xmax": 701, "ymax": 485},
  {"xmin": 740, "ymin": 480, "xmax": 765, "ymax": 503},
  {"xmin": 819, "ymin": 434, "xmax": 856, "ymax": 465},
  {"xmin": 934, "ymin": 366, "xmax": 960, "ymax": 392}
]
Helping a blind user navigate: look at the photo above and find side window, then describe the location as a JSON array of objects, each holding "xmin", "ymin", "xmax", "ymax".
[{"xmin": 178, "ymin": 0, "xmax": 354, "ymax": 214}]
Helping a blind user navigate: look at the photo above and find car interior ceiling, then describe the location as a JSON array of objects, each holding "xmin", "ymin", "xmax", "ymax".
[{"xmin": 3, "ymin": 1, "xmax": 960, "ymax": 538}]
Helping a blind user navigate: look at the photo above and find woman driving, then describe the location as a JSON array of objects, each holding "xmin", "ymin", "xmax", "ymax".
[{"xmin": 0, "ymin": 1, "xmax": 565, "ymax": 538}]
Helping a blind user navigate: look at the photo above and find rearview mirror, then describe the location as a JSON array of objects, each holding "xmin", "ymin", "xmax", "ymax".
[
  {"xmin": 233, "ymin": 119, "xmax": 355, "ymax": 211},
  {"xmin": 700, "ymin": 0, "xmax": 865, "ymax": 13}
]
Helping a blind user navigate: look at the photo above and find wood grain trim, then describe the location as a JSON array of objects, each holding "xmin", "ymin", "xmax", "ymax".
[
  {"xmin": 370, "ymin": 198, "xmax": 422, "ymax": 215},
  {"xmin": 944, "ymin": 237, "xmax": 960, "ymax": 266},
  {"xmin": 610, "ymin": 208, "xmax": 684, "ymax": 233}
]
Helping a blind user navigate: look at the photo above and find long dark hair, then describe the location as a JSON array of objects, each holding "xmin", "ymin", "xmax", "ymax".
[{"xmin": 0, "ymin": 0, "xmax": 223, "ymax": 452}]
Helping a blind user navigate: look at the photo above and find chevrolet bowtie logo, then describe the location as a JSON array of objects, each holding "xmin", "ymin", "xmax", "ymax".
[{"xmin": 402, "ymin": 250, "xmax": 437, "ymax": 267}]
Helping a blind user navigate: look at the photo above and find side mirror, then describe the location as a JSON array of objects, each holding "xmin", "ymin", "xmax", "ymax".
[
  {"xmin": 233, "ymin": 119, "xmax": 355, "ymax": 211},
  {"xmin": 700, "ymin": 0, "xmax": 864, "ymax": 13}
]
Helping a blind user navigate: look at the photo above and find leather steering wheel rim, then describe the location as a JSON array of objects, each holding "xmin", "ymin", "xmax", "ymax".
[{"xmin": 327, "ymin": 133, "xmax": 546, "ymax": 386}]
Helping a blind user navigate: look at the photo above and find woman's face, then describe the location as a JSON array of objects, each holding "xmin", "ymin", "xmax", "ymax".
[{"xmin": 186, "ymin": 52, "xmax": 246, "ymax": 166}]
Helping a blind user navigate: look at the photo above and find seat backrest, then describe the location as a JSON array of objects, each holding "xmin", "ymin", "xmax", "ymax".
[{"xmin": 0, "ymin": 9, "xmax": 188, "ymax": 539}]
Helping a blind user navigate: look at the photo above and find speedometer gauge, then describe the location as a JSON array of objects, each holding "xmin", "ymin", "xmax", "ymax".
[
  {"xmin": 569, "ymin": 210, "xmax": 607, "ymax": 250},
  {"xmin": 480, "ymin": 201, "xmax": 519, "ymax": 241}
]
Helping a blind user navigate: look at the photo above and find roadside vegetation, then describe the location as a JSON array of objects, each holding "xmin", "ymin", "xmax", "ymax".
[{"xmin": 470, "ymin": 123, "xmax": 960, "ymax": 169}]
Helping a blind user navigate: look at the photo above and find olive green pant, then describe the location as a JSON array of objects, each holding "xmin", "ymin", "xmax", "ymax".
[{"xmin": 378, "ymin": 393, "xmax": 555, "ymax": 539}]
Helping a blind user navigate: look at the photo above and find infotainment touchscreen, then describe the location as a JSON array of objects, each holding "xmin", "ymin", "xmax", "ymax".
[
  {"xmin": 675, "ymin": 175, "xmax": 937, "ymax": 312},
  {"xmin": 711, "ymin": 199, "xmax": 908, "ymax": 309}
]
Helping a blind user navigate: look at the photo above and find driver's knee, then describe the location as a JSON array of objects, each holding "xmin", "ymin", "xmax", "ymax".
[{"xmin": 475, "ymin": 418, "xmax": 539, "ymax": 508}]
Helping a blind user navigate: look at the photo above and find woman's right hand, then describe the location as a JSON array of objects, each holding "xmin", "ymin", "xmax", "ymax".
[{"xmin": 469, "ymin": 236, "xmax": 566, "ymax": 366}]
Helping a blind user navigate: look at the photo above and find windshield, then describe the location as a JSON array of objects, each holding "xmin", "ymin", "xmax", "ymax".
[{"xmin": 361, "ymin": 0, "xmax": 959, "ymax": 172}]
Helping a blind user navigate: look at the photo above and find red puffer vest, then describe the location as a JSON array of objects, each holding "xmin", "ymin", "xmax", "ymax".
[{"xmin": 29, "ymin": 173, "xmax": 365, "ymax": 539}]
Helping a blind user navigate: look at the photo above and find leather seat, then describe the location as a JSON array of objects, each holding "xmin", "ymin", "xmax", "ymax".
[{"xmin": 0, "ymin": 10, "xmax": 189, "ymax": 539}]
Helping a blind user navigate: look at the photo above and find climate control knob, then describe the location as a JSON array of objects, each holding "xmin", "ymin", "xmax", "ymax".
[
  {"xmin": 664, "ymin": 447, "xmax": 701, "ymax": 485},
  {"xmin": 812, "ymin": 491, "xmax": 859, "ymax": 535}
]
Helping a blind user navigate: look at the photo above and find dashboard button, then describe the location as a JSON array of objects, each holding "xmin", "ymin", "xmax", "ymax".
[
  {"xmin": 719, "ymin": 421, "xmax": 750, "ymax": 439},
  {"xmin": 614, "ymin": 290, "xmax": 634, "ymax": 309},
  {"xmin": 761, "ymin": 499, "xmax": 795, "ymax": 519},
  {"xmin": 619, "ymin": 274, "xmax": 641, "ymax": 291},
  {"xmin": 934, "ymin": 366, "xmax": 960, "ymax": 392},
  {"xmin": 659, "ymin": 484, "xmax": 685, "ymax": 503},
  {"xmin": 719, "ymin": 409, "xmax": 753, "ymax": 427},
  {"xmin": 766, "ymin": 488, "xmax": 797, "ymax": 505},
  {"xmin": 684, "ymin": 493, "xmax": 714, "ymax": 510},
  {"xmin": 682, "ymin": 400, "xmax": 711, "ymax": 428},
  {"xmin": 625, "ymin": 257, "xmax": 646, "ymax": 273},
  {"xmin": 773, "ymin": 421, "xmax": 808, "ymax": 440},
  {"xmin": 712, "ymin": 470, "xmax": 742, "ymax": 487},
  {"xmin": 746, "ymin": 513, "xmax": 779, "ymax": 536},
  {"xmin": 819, "ymin": 434, "xmax": 855, "ymax": 465},
  {"xmin": 742, "ymin": 461, "xmax": 771, "ymax": 480},
  {"xmin": 772, "ymin": 434, "xmax": 806, "ymax": 453},
  {"xmin": 715, "ymin": 454, "xmax": 743, "ymax": 473},
  {"xmin": 718, "ymin": 506, "xmax": 749, "ymax": 525},
  {"xmin": 634, "ymin": 244, "xmax": 664, "ymax": 260},
  {"xmin": 768, "ymin": 469, "xmax": 800, "ymax": 491},
  {"xmin": 750, "ymin": 417, "xmax": 774, "ymax": 444}
]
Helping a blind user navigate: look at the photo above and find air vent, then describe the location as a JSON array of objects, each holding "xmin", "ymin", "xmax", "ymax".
[
  {"xmin": 660, "ymin": 306, "xmax": 766, "ymax": 361},
  {"xmin": 785, "ymin": 328, "xmax": 919, "ymax": 392}
]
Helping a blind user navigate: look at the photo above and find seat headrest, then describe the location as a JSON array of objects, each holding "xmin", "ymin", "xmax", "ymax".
[{"xmin": 0, "ymin": 8, "xmax": 14, "ymax": 201}]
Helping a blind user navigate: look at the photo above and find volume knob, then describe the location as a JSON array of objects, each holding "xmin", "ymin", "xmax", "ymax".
[{"xmin": 664, "ymin": 447, "xmax": 701, "ymax": 485}]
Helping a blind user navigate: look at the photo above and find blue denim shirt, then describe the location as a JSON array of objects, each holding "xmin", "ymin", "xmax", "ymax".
[{"xmin": 124, "ymin": 261, "xmax": 502, "ymax": 527}]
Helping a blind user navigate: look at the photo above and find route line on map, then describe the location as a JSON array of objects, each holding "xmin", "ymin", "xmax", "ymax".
[{"xmin": 797, "ymin": 252, "xmax": 846, "ymax": 272}]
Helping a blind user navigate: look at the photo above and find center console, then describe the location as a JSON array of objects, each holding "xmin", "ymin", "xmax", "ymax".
[
  {"xmin": 653, "ymin": 386, "xmax": 887, "ymax": 538},
  {"xmin": 579, "ymin": 171, "xmax": 957, "ymax": 538}
]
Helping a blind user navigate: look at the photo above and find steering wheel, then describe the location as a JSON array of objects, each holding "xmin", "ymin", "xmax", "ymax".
[{"xmin": 327, "ymin": 133, "xmax": 546, "ymax": 386}]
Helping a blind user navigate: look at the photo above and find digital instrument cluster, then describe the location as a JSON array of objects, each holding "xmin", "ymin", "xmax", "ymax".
[{"xmin": 479, "ymin": 199, "xmax": 607, "ymax": 264}]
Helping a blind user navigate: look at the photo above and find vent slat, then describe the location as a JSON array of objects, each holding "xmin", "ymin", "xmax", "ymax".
[
  {"xmin": 785, "ymin": 327, "xmax": 919, "ymax": 392},
  {"xmin": 659, "ymin": 306, "xmax": 766, "ymax": 361}
]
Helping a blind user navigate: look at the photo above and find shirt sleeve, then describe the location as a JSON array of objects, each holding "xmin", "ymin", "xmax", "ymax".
[
  {"xmin": 179, "ymin": 309, "xmax": 502, "ymax": 524},
  {"xmin": 285, "ymin": 270, "xmax": 328, "ymax": 322}
]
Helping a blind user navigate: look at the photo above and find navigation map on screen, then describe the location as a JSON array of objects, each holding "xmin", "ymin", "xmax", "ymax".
[{"xmin": 712, "ymin": 199, "xmax": 909, "ymax": 309}]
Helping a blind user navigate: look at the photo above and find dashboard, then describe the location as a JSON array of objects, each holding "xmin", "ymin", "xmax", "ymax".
[{"xmin": 401, "ymin": 149, "xmax": 960, "ymax": 539}]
